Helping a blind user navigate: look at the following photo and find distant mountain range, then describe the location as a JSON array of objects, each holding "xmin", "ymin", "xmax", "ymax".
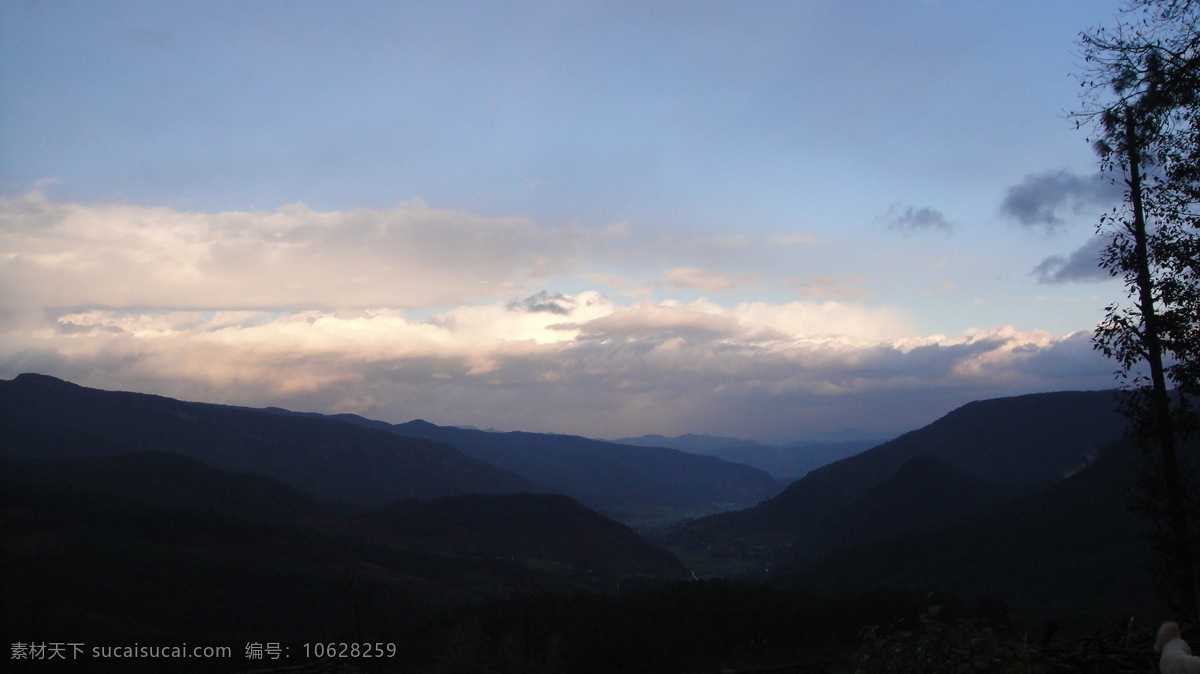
[
  {"xmin": 386, "ymin": 420, "xmax": 783, "ymax": 509},
  {"xmin": 0, "ymin": 373, "xmax": 540, "ymax": 503},
  {"xmin": 0, "ymin": 373, "xmax": 778, "ymax": 511},
  {"xmin": 262, "ymin": 409, "xmax": 784, "ymax": 510},
  {"xmin": 613, "ymin": 433, "xmax": 881, "ymax": 481}
]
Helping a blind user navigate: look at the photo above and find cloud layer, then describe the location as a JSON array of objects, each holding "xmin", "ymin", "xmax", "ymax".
[
  {"xmin": 0, "ymin": 195, "xmax": 1117, "ymax": 442},
  {"xmin": 0, "ymin": 192, "xmax": 613, "ymax": 310},
  {"xmin": 1, "ymin": 298, "xmax": 1114, "ymax": 443}
]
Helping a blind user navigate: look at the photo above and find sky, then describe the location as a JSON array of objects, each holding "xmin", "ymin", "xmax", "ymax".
[{"xmin": 0, "ymin": 0, "xmax": 1139, "ymax": 443}]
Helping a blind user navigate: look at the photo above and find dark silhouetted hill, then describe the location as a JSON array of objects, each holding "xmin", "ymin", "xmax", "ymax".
[
  {"xmin": 782, "ymin": 454, "xmax": 1012, "ymax": 562},
  {"xmin": 0, "ymin": 373, "xmax": 536, "ymax": 503},
  {"xmin": 789, "ymin": 434, "xmax": 1187, "ymax": 637},
  {"xmin": 668, "ymin": 390, "xmax": 1125, "ymax": 567},
  {"xmin": 0, "ymin": 473, "xmax": 456, "ymax": 672},
  {"xmin": 1, "ymin": 450, "xmax": 689, "ymax": 670},
  {"xmin": 0, "ymin": 450, "xmax": 334, "ymax": 520},
  {"xmin": 357, "ymin": 492, "xmax": 686, "ymax": 576}
]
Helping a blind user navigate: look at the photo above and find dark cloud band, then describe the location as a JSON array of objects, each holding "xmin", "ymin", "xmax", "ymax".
[
  {"xmin": 1031, "ymin": 235, "xmax": 1113, "ymax": 284},
  {"xmin": 1000, "ymin": 170, "xmax": 1122, "ymax": 229}
]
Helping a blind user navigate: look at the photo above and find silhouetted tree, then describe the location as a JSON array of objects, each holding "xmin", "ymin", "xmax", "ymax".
[{"xmin": 1078, "ymin": 0, "xmax": 1200, "ymax": 620}]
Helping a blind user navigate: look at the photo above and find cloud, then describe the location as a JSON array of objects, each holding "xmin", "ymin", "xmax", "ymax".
[
  {"xmin": 660, "ymin": 267, "xmax": 758, "ymax": 292},
  {"xmin": 999, "ymin": 170, "xmax": 1122, "ymax": 229},
  {"xmin": 431, "ymin": 291, "xmax": 614, "ymax": 345},
  {"xmin": 507, "ymin": 291, "xmax": 573, "ymax": 315},
  {"xmin": 0, "ymin": 193, "xmax": 1120, "ymax": 443},
  {"xmin": 0, "ymin": 192, "xmax": 609, "ymax": 311},
  {"xmin": 881, "ymin": 204, "xmax": 955, "ymax": 234},
  {"xmin": 0, "ymin": 292, "xmax": 1115, "ymax": 442},
  {"xmin": 729, "ymin": 300, "xmax": 910, "ymax": 344},
  {"xmin": 1031, "ymin": 234, "xmax": 1113, "ymax": 284},
  {"xmin": 574, "ymin": 300, "xmax": 744, "ymax": 342}
]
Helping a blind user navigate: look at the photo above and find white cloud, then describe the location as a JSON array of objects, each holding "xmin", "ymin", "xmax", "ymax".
[
  {"xmin": 574, "ymin": 299, "xmax": 744, "ymax": 342},
  {"xmin": 431, "ymin": 291, "xmax": 614, "ymax": 344},
  {"xmin": 730, "ymin": 300, "xmax": 911, "ymax": 345},
  {"xmin": 0, "ymin": 192, "xmax": 607, "ymax": 310}
]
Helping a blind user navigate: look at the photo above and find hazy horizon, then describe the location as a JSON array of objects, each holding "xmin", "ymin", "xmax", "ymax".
[{"xmin": 1, "ymin": 1, "xmax": 1130, "ymax": 444}]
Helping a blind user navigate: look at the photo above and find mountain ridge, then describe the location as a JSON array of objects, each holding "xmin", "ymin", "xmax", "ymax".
[
  {"xmin": 274, "ymin": 411, "xmax": 787, "ymax": 510},
  {"xmin": 1, "ymin": 373, "xmax": 782, "ymax": 513},
  {"xmin": 666, "ymin": 389, "xmax": 1127, "ymax": 569},
  {"xmin": 612, "ymin": 433, "xmax": 880, "ymax": 481},
  {"xmin": 788, "ymin": 432, "xmax": 1191, "ymax": 636},
  {"xmin": 390, "ymin": 420, "xmax": 783, "ymax": 509},
  {"xmin": 0, "ymin": 373, "xmax": 537, "ymax": 503}
]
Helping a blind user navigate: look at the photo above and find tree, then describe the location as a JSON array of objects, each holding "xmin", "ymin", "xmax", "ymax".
[
  {"xmin": 1078, "ymin": 0, "xmax": 1200, "ymax": 621},
  {"xmin": 850, "ymin": 607, "xmax": 1048, "ymax": 674}
]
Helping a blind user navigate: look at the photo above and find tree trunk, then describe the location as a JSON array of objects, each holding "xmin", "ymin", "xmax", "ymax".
[{"xmin": 1124, "ymin": 108, "xmax": 1198, "ymax": 620}]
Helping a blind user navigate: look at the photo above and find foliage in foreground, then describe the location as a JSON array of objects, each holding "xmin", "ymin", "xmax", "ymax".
[{"xmin": 847, "ymin": 606, "xmax": 1048, "ymax": 674}]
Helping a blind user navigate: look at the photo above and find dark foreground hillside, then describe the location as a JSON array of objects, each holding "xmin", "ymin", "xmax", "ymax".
[
  {"xmin": 791, "ymin": 434, "xmax": 1189, "ymax": 636},
  {"xmin": 1, "ymin": 453, "xmax": 690, "ymax": 672},
  {"xmin": 1, "ymin": 452, "xmax": 1023, "ymax": 674},
  {"xmin": 355, "ymin": 492, "xmax": 684, "ymax": 576}
]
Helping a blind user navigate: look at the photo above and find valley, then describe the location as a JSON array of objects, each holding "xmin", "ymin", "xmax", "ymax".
[{"xmin": 1, "ymin": 373, "xmax": 1189, "ymax": 672}]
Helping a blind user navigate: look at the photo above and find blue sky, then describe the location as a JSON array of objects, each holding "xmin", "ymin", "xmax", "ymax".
[{"xmin": 0, "ymin": 1, "xmax": 1135, "ymax": 442}]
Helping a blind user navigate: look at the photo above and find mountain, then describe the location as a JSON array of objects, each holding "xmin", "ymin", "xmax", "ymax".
[
  {"xmin": 616, "ymin": 433, "xmax": 762, "ymax": 452},
  {"xmin": 667, "ymin": 390, "xmax": 1126, "ymax": 568},
  {"xmin": 346, "ymin": 418, "xmax": 785, "ymax": 510},
  {"xmin": 0, "ymin": 371, "xmax": 779, "ymax": 515},
  {"xmin": 0, "ymin": 471, "xmax": 460, "ymax": 668},
  {"xmin": 789, "ymin": 434, "xmax": 1186, "ymax": 636},
  {"xmin": 2, "ymin": 449, "xmax": 688, "ymax": 669},
  {"xmin": 777, "ymin": 454, "xmax": 1013, "ymax": 563},
  {"xmin": 1, "ymin": 449, "xmax": 682, "ymax": 580},
  {"xmin": 0, "ymin": 450, "xmax": 332, "ymax": 521},
  {"xmin": 0, "ymin": 373, "xmax": 536, "ymax": 503},
  {"xmin": 356, "ymin": 492, "xmax": 686, "ymax": 576},
  {"xmin": 615, "ymin": 434, "xmax": 879, "ymax": 481}
]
